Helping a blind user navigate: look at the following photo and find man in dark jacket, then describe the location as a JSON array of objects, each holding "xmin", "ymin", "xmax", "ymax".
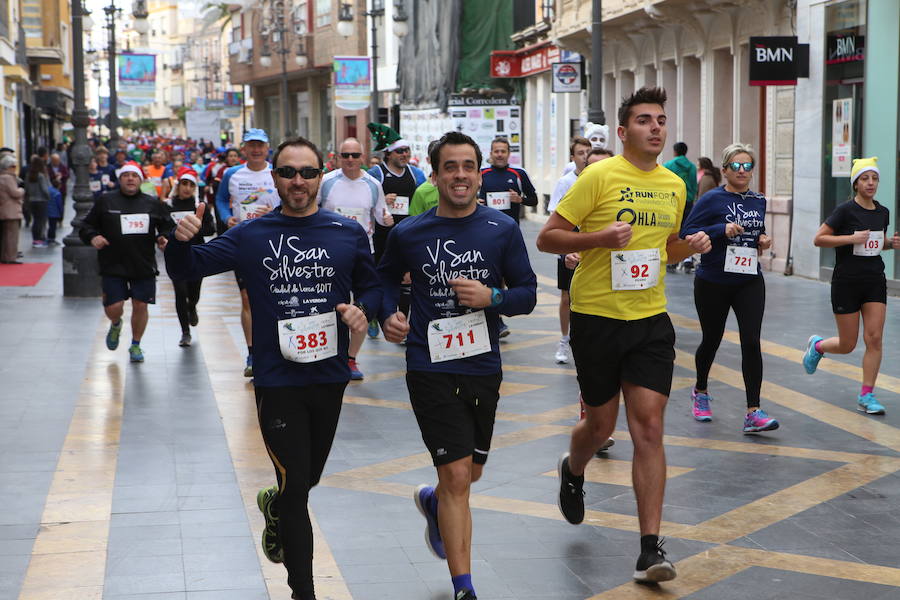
[{"xmin": 79, "ymin": 161, "xmax": 174, "ymax": 362}]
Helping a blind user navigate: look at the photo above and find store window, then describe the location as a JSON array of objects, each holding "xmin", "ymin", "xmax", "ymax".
[{"xmin": 820, "ymin": 0, "xmax": 866, "ymax": 270}]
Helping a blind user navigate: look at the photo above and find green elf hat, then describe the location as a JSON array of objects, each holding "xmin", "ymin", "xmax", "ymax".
[{"xmin": 368, "ymin": 122, "xmax": 408, "ymax": 152}]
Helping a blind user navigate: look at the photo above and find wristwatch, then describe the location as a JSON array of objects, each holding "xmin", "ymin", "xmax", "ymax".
[{"xmin": 490, "ymin": 287, "xmax": 504, "ymax": 307}]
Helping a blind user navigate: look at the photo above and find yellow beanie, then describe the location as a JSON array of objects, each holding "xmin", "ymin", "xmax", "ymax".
[{"xmin": 851, "ymin": 156, "xmax": 879, "ymax": 185}]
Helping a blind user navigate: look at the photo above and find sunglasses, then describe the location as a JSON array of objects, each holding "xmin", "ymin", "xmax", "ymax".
[
  {"xmin": 274, "ymin": 165, "xmax": 321, "ymax": 179},
  {"xmin": 340, "ymin": 152, "xmax": 362, "ymax": 159},
  {"xmin": 391, "ymin": 147, "xmax": 410, "ymax": 154},
  {"xmin": 727, "ymin": 161, "xmax": 754, "ymax": 172}
]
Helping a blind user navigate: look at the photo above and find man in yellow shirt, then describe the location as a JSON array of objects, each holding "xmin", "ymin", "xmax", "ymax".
[{"xmin": 536, "ymin": 87, "xmax": 711, "ymax": 584}]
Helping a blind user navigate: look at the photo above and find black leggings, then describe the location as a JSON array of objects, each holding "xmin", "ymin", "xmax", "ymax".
[
  {"xmin": 172, "ymin": 279, "xmax": 202, "ymax": 333},
  {"xmin": 255, "ymin": 383, "xmax": 346, "ymax": 598},
  {"xmin": 693, "ymin": 276, "xmax": 765, "ymax": 408}
]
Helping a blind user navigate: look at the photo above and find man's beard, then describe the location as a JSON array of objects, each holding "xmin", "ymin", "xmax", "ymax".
[{"xmin": 282, "ymin": 188, "xmax": 317, "ymax": 214}]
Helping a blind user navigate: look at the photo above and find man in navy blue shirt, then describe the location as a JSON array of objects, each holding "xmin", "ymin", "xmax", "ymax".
[
  {"xmin": 165, "ymin": 137, "xmax": 380, "ymax": 600},
  {"xmin": 378, "ymin": 131, "xmax": 537, "ymax": 600}
]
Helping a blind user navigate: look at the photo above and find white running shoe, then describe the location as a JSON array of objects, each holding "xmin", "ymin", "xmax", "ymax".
[{"xmin": 555, "ymin": 339, "xmax": 570, "ymax": 364}]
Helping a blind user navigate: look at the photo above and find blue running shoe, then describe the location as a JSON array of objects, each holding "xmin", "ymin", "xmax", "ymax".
[
  {"xmin": 128, "ymin": 344, "xmax": 144, "ymax": 363},
  {"xmin": 243, "ymin": 354, "xmax": 253, "ymax": 378},
  {"xmin": 858, "ymin": 393, "xmax": 886, "ymax": 415},
  {"xmin": 803, "ymin": 335, "xmax": 824, "ymax": 374},
  {"xmin": 367, "ymin": 319, "xmax": 379, "ymax": 339},
  {"xmin": 498, "ymin": 320, "xmax": 510, "ymax": 338},
  {"xmin": 348, "ymin": 358, "xmax": 364, "ymax": 380},
  {"xmin": 106, "ymin": 320, "xmax": 123, "ymax": 351},
  {"xmin": 414, "ymin": 484, "xmax": 445, "ymax": 559},
  {"xmin": 743, "ymin": 409, "xmax": 780, "ymax": 433}
]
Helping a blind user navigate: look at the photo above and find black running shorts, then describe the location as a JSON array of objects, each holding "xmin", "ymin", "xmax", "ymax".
[
  {"xmin": 831, "ymin": 278, "xmax": 887, "ymax": 314},
  {"xmin": 405, "ymin": 371, "xmax": 502, "ymax": 466},
  {"xmin": 569, "ymin": 311, "xmax": 675, "ymax": 406},
  {"xmin": 101, "ymin": 276, "xmax": 156, "ymax": 306},
  {"xmin": 557, "ymin": 257, "xmax": 575, "ymax": 291}
]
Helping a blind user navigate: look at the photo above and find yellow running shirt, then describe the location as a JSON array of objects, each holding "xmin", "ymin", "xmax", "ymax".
[{"xmin": 555, "ymin": 155, "xmax": 686, "ymax": 321}]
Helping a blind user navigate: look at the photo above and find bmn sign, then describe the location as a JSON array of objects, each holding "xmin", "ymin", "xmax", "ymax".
[{"xmin": 748, "ymin": 36, "xmax": 809, "ymax": 86}]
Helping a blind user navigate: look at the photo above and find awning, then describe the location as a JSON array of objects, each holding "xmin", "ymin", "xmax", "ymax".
[{"xmin": 490, "ymin": 42, "xmax": 581, "ymax": 79}]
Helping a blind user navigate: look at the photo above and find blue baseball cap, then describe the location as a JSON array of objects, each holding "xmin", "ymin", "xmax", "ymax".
[{"xmin": 242, "ymin": 128, "xmax": 269, "ymax": 144}]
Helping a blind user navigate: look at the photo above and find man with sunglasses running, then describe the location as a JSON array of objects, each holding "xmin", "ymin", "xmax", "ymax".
[
  {"xmin": 320, "ymin": 137, "xmax": 393, "ymax": 379},
  {"xmin": 166, "ymin": 137, "xmax": 381, "ymax": 600},
  {"xmin": 215, "ymin": 128, "xmax": 280, "ymax": 378}
]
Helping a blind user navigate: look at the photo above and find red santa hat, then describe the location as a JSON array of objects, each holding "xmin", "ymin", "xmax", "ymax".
[
  {"xmin": 116, "ymin": 161, "xmax": 144, "ymax": 180},
  {"xmin": 176, "ymin": 166, "xmax": 198, "ymax": 185}
]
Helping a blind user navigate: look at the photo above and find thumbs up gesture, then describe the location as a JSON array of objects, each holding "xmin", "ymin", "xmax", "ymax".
[
  {"xmin": 175, "ymin": 202, "xmax": 205, "ymax": 242},
  {"xmin": 891, "ymin": 231, "xmax": 900, "ymax": 250}
]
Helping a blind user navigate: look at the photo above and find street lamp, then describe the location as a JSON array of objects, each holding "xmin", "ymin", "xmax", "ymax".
[
  {"xmin": 100, "ymin": 1, "xmax": 150, "ymax": 149},
  {"xmin": 337, "ymin": 0, "xmax": 409, "ymax": 125},
  {"xmin": 258, "ymin": 0, "xmax": 307, "ymax": 140}
]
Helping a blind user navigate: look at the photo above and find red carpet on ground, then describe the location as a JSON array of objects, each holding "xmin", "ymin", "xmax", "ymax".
[{"xmin": 0, "ymin": 262, "xmax": 52, "ymax": 286}]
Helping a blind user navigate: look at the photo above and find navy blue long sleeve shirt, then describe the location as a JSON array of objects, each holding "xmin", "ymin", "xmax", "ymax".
[
  {"xmin": 377, "ymin": 205, "xmax": 537, "ymax": 375},
  {"xmin": 477, "ymin": 165, "xmax": 538, "ymax": 223},
  {"xmin": 680, "ymin": 186, "xmax": 767, "ymax": 284},
  {"xmin": 165, "ymin": 207, "xmax": 382, "ymax": 387}
]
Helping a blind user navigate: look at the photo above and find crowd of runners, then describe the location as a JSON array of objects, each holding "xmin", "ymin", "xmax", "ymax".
[{"xmin": 65, "ymin": 86, "xmax": 895, "ymax": 600}]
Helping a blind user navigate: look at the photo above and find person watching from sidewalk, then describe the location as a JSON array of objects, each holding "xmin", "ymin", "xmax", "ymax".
[
  {"xmin": 166, "ymin": 136, "xmax": 381, "ymax": 600},
  {"xmin": 804, "ymin": 157, "xmax": 900, "ymax": 415},
  {"xmin": 80, "ymin": 160, "xmax": 174, "ymax": 363},
  {"xmin": 214, "ymin": 129, "xmax": 280, "ymax": 378},
  {"xmin": 0, "ymin": 155, "xmax": 25, "ymax": 263},
  {"xmin": 378, "ymin": 131, "xmax": 537, "ymax": 600},
  {"xmin": 319, "ymin": 136, "xmax": 393, "ymax": 380},
  {"xmin": 537, "ymin": 86, "xmax": 711, "ymax": 584},
  {"xmin": 680, "ymin": 143, "xmax": 779, "ymax": 434},
  {"xmin": 25, "ymin": 155, "xmax": 50, "ymax": 248},
  {"xmin": 696, "ymin": 156, "xmax": 721, "ymax": 199}
]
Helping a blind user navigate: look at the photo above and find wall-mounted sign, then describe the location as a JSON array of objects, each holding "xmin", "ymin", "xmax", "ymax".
[
  {"xmin": 748, "ymin": 36, "xmax": 809, "ymax": 86},
  {"xmin": 551, "ymin": 62, "xmax": 583, "ymax": 93},
  {"xmin": 831, "ymin": 98, "xmax": 853, "ymax": 177},
  {"xmin": 826, "ymin": 33, "xmax": 865, "ymax": 65},
  {"xmin": 490, "ymin": 44, "xmax": 564, "ymax": 79}
]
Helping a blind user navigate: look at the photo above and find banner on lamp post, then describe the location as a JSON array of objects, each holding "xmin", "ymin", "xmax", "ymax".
[
  {"xmin": 117, "ymin": 52, "xmax": 157, "ymax": 106},
  {"xmin": 333, "ymin": 56, "xmax": 371, "ymax": 110}
]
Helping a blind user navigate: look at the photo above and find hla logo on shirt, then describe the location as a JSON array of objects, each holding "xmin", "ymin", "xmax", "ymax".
[{"xmin": 616, "ymin": 188, "xmax": 678, "ymax": 228}]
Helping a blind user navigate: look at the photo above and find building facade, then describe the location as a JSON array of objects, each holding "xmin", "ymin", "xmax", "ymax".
[
  {"xmin": 502, "ymin": 0, "xmax": 796, "ymax": 273},
  {"xmin": 228, "ymin": 0, "xmax": 370, "ymax": 153},
  {"xmin": 790, "ymin": 0, "xmax": 900, "ymax": 285},
  {"xmin": 0, "ymin": 0, "xmax": 28, "ymax": 154}
]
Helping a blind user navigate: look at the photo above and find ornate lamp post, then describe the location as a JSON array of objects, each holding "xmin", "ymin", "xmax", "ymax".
[
  {"xmin": 63, "ymin": 1, "xmax": 148, "ymax": 296},
  {"xmin": 259, "ymin": 0, "xmax": 309, "ymax": 141},
  {"xmin": 337, "ymin": 0, "xmax": 408, "ymax": 125}
]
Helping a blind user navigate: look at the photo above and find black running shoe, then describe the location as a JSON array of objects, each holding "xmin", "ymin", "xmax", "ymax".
[
  {"xmin": 633, "ymin": 538, "xmax": 676, "ymax": 583},
  {"xmin": 189, "ymin": 305, "xmax": 199, "ymax": 327},
  {"xmin": 455, "ymin": 589, "xmax": 477, "ymax": 600},
  {"xmin": 557, "ymin": 453, "xmax": 585, "ymax": 525}
]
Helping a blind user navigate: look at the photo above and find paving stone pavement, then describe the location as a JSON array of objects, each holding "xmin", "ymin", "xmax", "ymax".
[{"xmin": 2, "ymin": 219, "xmax": 900, "ymax": 599}]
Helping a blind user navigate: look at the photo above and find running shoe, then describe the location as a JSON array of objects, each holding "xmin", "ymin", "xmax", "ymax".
[
  {"xmin": 243, "ymin": 355, "xmax": 253, "ymax": 378},
  {"xmin": 858, "ymin": 393, "xmax": 886, "ymax": 415},
  {"xmin": 633, "ymin": 538, "xmax": 676, "ymax": 583},
  {"xmin": 554, "ymin": 338, "xmax": 570, "ymax": 364},
  {"xmin": 455, "ymin": 590, "xmax": 477, "ymax": 600},
  {"xmin": 557, "ymin": 453, "xmax": 585, "ymax": 525},
  {"xmin": 498, "ymin": 319, "xmax": 510, "ymax": 338},
  {"xmin": 31, "ymin": 240, "xmax": 47, "ymax": 248},
  {"xmin": 106, "ymin": 320, "xmax": 123, "ymax": 350},
  {"xmin": 595, "ymin": 437, "xmax": 615, "ymax": 457},
  {"xmin": 367, "ymin": 319, "xmax": 379, "ymax": 339},
  {"xmin": 256, "ymin": 485, "xmax": 283, "ymax": 563},
  {"xmin": 178, "ymin": 333, "xmax": 191, "ymax": 347},
  {"xmin": 803, "ymin": 335, "xmax": 824, "ymax": 374},
  {"xmin": 413, "ymin": 484, "xmax": 446, "ymax": 559},
  {"xmin": 128, "ymin": 344, "xmax": 144, "ymax": 363},
  {"xmin": 348, "ymin": 358, "xmax": 364, "ymax": 380},
  {"xmin": 690, "ymin": 389, "xmax": 713, "ymax": 422},
  {"xmin": 743, "ymin": 409, "xmax": 780, "ymax": 433},
  {"xmin": 188, "ymin": 305, "xmax": 199, "ymax": 327}
]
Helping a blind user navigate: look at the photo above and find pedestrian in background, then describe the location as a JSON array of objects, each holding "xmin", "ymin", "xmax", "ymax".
[
  {"xmin": 0, "ymin": 155, "xmax": 25, "ymax": 263},
  {"xmin": 25, "ymin": 155, "xmax": 50, "ymax": 248},
  {"xmin": 697, "ymin": 156, "xmax": 721, "ymax": 199}
]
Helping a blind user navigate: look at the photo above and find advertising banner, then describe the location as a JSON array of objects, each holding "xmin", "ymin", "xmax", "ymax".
[
  {"xmin": 333, "ymin": 56, "xmax": 371, "ymax": 110},
  {"xmin": 831, "ymin": 98, "xmax": 853, "ymax": 177},
  {"xmin": 117, "ymin": 53, "xmax": 156, "ymax": 106},
  {"xmin": 224, "ymin": 91, "xmax": 243, "ymax": 118},
  {"xmin": 100, "ymin": 96, "xmax": 132, "ymax": 117},
  {"xmin": 186, "ymin": 110, "xmax": 221, "ymax": 143}
]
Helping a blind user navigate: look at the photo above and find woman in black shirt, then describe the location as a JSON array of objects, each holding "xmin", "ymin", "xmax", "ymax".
[{"xmin": 803, "ymin": 157, "xmax": 900, "ymax": 414}]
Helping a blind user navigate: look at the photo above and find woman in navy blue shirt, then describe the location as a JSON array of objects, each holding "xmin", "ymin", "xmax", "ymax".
[{"xmin": 681, "ymin": 143, "xmax": 779, "ymax": 434}]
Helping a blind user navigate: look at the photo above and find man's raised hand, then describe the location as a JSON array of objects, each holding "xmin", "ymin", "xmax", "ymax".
[{"xmin": 175, "ymin": 202, "xmax": 204, "ymax": 242}]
